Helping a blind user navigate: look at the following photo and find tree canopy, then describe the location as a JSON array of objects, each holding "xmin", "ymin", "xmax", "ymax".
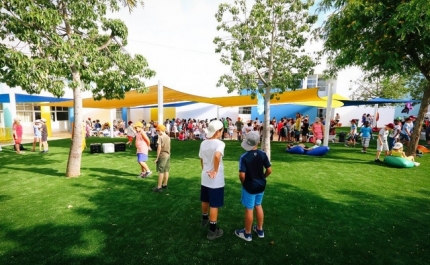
[
  {"xmin": 0, "ymin": 0, "xmax": 155, "ymax": 176},
  {"xmin": 214, "ymin": 0, "xmax": 318, "ymax": 158},
  {"xmin": 318, "ymin": 0, "xmax": 430, "ymax": 155}
]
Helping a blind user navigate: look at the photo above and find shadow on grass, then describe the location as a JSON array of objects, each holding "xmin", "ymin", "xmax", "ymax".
[{"xmin": 1, "ymin": 172, "xmax": 429, "ymax": 265}]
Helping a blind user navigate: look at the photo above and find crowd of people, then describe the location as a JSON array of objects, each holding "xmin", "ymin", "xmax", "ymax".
[{"xmin": 343, "ymin": 114, "xmax": 427, "ymax": 166}]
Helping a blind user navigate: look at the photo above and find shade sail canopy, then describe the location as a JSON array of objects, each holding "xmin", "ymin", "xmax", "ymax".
[
  {"xmin": 340, "ymin": 97, "xmax": 421, "ymax": 106},
  {"xmin": 0, "ymin": 93, "xmax": 72, "ymax": 103},
  {"xmin": 40, "ymin": 86, "xmax": 346, "ymax": 108}
]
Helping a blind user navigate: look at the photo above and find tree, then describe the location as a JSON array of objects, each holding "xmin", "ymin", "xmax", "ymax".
[
  {"xmin": 0, "ymin": 0, "xmax": 155, "ymax": 177},
  {"xmin": 214, "ymin": 0, "xmax": 318, "ymax": 159},
  {"xmin": 349, "ymin": 72, "xmax": 410, "ymax": 101},
  {"xmin": 121, "ymin": 0, "xmax": 144, "ymax": 12},
  {"xmin": 318, "ymin": 0, "xmax": 430, "ymax": 155}
]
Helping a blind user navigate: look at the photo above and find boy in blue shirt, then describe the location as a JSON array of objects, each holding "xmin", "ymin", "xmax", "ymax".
[
  {"xmin": 235, "ymin": 131, "xmax": 272, "ymax": 241},
  {"xmin": 359, "ymin": 121, "xmax": 372, "ymax": 153}
]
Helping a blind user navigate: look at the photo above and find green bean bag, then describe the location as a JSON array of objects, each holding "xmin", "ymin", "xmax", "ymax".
[{"xmin": 384, "ymin": 156, "xmax": 415, "ymax": 168}]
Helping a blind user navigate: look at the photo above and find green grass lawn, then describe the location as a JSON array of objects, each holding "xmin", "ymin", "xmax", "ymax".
[{"xmin": 0, "ymin": 136, "xmax": 429, "ymax": 265}]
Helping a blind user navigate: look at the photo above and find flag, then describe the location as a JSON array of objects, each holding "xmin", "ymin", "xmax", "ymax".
[{"xmin": 257, "ymin": 93, "xmax": 264, "ymax": 115}]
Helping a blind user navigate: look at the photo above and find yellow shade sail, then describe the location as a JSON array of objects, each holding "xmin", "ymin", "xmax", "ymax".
[{"xmin": 40, "ymin": 86, "xmax": 346, "ymax": 108}]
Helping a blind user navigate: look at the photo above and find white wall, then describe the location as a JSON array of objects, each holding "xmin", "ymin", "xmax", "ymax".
[
  {"xmin": 176, "ymin": 103, "xmax": 239, "ymax": 121},
  {"xmin": 334, "ymin": 105, "xmax": 396, "ymax": 127}
]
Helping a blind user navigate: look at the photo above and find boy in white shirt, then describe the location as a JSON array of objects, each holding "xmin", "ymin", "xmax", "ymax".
[
  {"xmin": 199, "ymin": 120, "xmax": 225, "ymax": 240},
  {"xmin": 375, "ymin": 123, "xmax": 394, "ymax": 162}
]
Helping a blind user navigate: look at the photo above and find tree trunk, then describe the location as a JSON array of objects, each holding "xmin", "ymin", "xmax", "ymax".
[
  {"xmin": 66, "ymin": 69, "xmax": 83, "ymax": 177},
  {"xmin": 262, "ymin": 87, "xmax": 271, "ymax": 160},
  {"xmin": 406, "ymin": 82, "xmax": 430, "ymax": 156}
]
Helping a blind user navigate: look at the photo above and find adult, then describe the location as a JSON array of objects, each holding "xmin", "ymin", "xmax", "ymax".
[
  {"xmin": 235, "ymin": 117, "xmax": 244, "ymax": 141},
  {"xmin": 126, "ymin": 121, "xmax": 135, "ymax": 147},
  {"xmin": 311, "ymin": 117, "xmax": 324, "ymax": 142},
  {"xmin": 12, "ymin": 118, "xmax": 24, "ymax": 154},
  {"xmin": 153, "ymin": 125, "xmax": 171, "ymax": 192},
  {"xmin": 294, "ymin": 113, "xmax": 302, "ymax": 142},
  {"xmin": 39, "ymin": 118, "xmax": 49, "ymax": 153},
  {"xmin": 301, "ymin": 118, "xmax": 309, "ymax": 143}
]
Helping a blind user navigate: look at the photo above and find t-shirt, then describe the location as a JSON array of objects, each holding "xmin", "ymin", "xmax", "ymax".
[
  {"xmin": 401, "ymin": 122, "xmax": 412, "ymax": 135},
  {"xmin": 157, "ymin": 133, "xmax": 171, "ymax": 158},
  {"xmin": 389, "ymin": 124, "xmax": 401, "ymax": 138},
  {"xmin": 40, "ymin": 124, "xmax": 48, "ymax": 138},
  {"xmin": 126, "ymin": 125, "xmax": 135, "ymax": 137},
  {"xmin": 350, "ymin": 124, "xmax": 357, "ymax": 135},
  {"xmin": 239, "ymin": 149, "xmax": 271, "ymax": 194},
  {"xmin": 360, "ymin": 126, "xmax": 372, "ymax": 138},
  {"xmin": 378, "ymin": 128, "xmax": 389, "ymax": 142},
  {"xmin": 235, "ymin": 121, "xmax": 244, "ymax": 131},
  {"xmin": 135, "ymin": 131, "xmax": 149, "ymax": 154},
  {"xmin": 33, "ymin": 125, "xmax": 41, "ymax": 137},
  {"xmin": 199, "ymin": 139, "xmax": 225, "ymax": 189}
]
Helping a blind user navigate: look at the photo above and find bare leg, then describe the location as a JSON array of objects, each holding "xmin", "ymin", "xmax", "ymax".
[
  {"xmin": 244, "ymin": 208, "xmax": 253, "ymax": 234},
  {"xmin": 202, "ymin": 202, "xmax": 209, "ymax": 215},
  {"xmin": 209, "ymin": 207, "xmax": 218, "ymax": 222},
  {"xmin": 255, "ymin": 205, "xmax": 264, "ymax": 230},
  {"xmin": 139, "ymin": 161, "xmax": 149, "ymax": 172},
  {"xmin": 162, "ymin": 172, "xmax": 169, "ymax": 186}
]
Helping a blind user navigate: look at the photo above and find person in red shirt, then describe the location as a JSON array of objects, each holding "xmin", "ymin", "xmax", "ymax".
[{"xmin": 12, "ymin": 118, "xmax": 24, "ymax": 154}]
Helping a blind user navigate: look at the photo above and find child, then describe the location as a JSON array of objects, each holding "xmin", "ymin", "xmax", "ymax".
[
  {"xmin": 228, "ymin": 121, "xmax": 234, "ymax": 140},
  {"xmin": 359, "ymin": 121, "xmax": 372, "ymax": 153},
  {"xmin": 235, "ymin": 131, "xmax": 272, "ymax": 241},
  {"xmin": 389, "ymin": 142, "xmax": 420, "ymax": 166},
  {"xmin": 32, "ymin": 119, "xmax": 42, "ymax": 152},
  {"xmin": 126, "ymin": 121, "xmax": 135, "ymax": 147},
  {"xmin": 134, "ymin": 122, "xmax": 152, "ymax": 178},
  {"xmin": 178, "ymin": 131, "xmax": 186, "ymax": 141},
  {"xmin": 345, "ymin": 119, "xmax": 357, "ymax": 147},
  {"xmin": 152, "ymin": 125, "xmax": 171, "ymax": 192},
  {"xmin": 199, "ymin": 120, "xmax": 225, "ymax": 240},
  {"xmin": 375, "ymin": 123, "xmax": 394, "ymax": 162}
]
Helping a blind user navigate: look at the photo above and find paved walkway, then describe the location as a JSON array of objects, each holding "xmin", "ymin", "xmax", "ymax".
[{"xmin": 0, "ymin": 132, "xmax": 71, "ymax": 147}]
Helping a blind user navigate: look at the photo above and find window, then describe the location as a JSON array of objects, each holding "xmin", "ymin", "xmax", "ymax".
[
  {"xmin": 51, "ymin": 106, "xmax": 69, "ymax": 121},
  {"xmin": 317, "ymin": 77, "xmax": 327, "ymax": 92},
  {"xmin": 16, "ymin": 103, "xmax": 34, "ymax": 122},
  {"xmin": 239, "ymin": 107, "xmax": 251, "ymax": 114},
  {"xmin": 116, "ymin": 109, "xmax": 122, "ymax": 120},
  {"xmin": 0, "ymin": 104, "xmax": 3, "ymax": 124},
  {"xmin": 307, "ymin": 75, "xmax": 317, "ymax": 88}
]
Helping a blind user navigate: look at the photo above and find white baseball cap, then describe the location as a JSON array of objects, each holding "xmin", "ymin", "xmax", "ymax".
[{"xmin": 206, "ymin": 120, "xmax": 223, "ymax": 138}]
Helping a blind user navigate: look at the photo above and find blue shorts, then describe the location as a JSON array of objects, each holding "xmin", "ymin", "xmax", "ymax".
[
  {"xmin": 200, "ymin": 185, "xmax": 224, "ymax": 208},
  {"xmin": 241, "ymin": 187, "xmax": 264, "ymax": 210},
  {"xmin": 137, "ymin": 153, "xmax": 148, "ymax": 163},
  {"xmin": 400, "ymin": 133, "xmax": 410, "ymax": 141}
]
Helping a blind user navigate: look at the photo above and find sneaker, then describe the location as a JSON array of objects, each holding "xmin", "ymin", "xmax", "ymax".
[
  {"xmin": 344, "ymin": 144, "xmax": 349, "ymax": 147},
  {"xmin": 207, "ymin": 228, "xmax": 223, "ymax": 240},
  {"xmin": 361, "ymin": 150, "xmax": 364, "ymax": 153},
  {"xmin": 145, "ymin": 171, "xmax": 153, "ymax": 177},
  {"xmin": 201, "ymin": 219, "xmax": 209, "ymax": 227},
  {"xmin": 152, "ymin": 187, "xmax": 163, "ymax": 192},
  {"xmin": 374, "ymin": 158, "xmax": 382, "ymax": 163},
  {"xmin": 234, "ymin": 228, "xmax": 252, "ymax": 242},
  {"xmin": 252, "ymin": 225, "xmax": 265, "ymax": 238},
  {"xmin": 137, "ymin": 172, "xmax": 146, "ymax": 178},
  {"xmin": 414, "ymin": 162, "xmax": 420, "ymax": 166},
  {"xmin": 162, "ymin": 185, "xmax": 168, "ymax": 189}
]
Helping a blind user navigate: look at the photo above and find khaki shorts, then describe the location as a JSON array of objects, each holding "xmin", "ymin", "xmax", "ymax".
[{"xmin": 156, "ymin": 157, "xmax": 170, "ymax": 173}]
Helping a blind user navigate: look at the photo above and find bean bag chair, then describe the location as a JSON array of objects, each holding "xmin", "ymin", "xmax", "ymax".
[
  {"xmin": 306, "ymin": 146, "xmax": 330, "ymax": 156},
  {"xmin": 417, "ymin": 145, "xmax": 430, "ymax": 153},
  {"xmin": 286, "ymin": 145, "xmax": 305, "ymax": 154},
  {"xmin": 384, "ymin": 156, "xmax": 415, "ymax": 168}
]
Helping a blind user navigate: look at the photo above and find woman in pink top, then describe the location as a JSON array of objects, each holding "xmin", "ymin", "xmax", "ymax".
[
  {"xmin": 134, "ymin": 122, "xmax": 152, "ymax": 178},
  {"xmin": 311, "ymin": 117, "xmax": 324, "ymax": 141},
  {"xmin": 12, "ymin": 118, "xmax": 24, "ymax": 154}
]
